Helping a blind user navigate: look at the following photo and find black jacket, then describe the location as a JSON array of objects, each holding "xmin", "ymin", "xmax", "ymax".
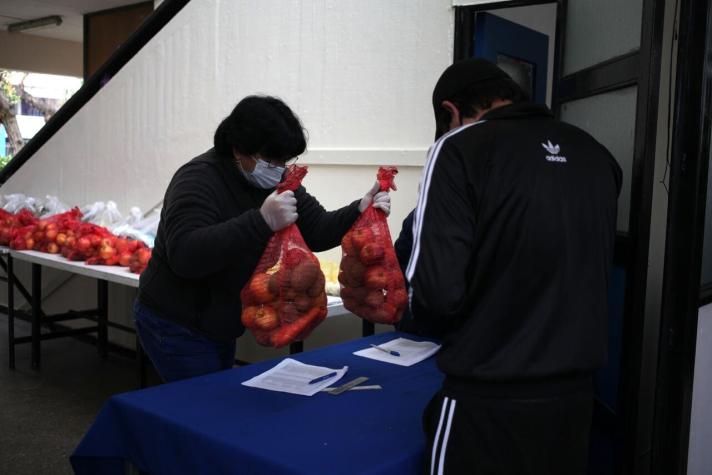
[
  {"xmin": 138, "ymin": 148, "xmax": 360, "ymax": 342},
  {"xmin": 407, "ymin": 103, "xmax": 622, "ymax": 384}
]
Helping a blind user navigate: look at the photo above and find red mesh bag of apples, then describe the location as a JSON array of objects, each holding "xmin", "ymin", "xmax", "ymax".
[
  {"xmin": 240, "ymin": 165, "xmax": 327, "ymax": 348},
  {"xmin": 2, "ymin": 209, "xmax": 39, "ymax": 247},
  {"xmin": 27, "ymin": 208, "xmax": 83, "ymax": 254},
  {"xmin": 339, "ymin": 167, "xmax": 407, "ymax": 324}
]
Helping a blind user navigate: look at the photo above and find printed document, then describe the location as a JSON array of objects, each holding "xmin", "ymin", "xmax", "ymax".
[
  {"xmin": 354, "ymin": 338, "xmax": 441, "ymax": 367},
  {"xmin": 242, "ymin": 358, "xmax": 348, "ymax": 396}
]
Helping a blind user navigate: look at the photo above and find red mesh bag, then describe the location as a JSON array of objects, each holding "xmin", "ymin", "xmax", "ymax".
[
  {"xmin": 31, "ymin": 208, "xmax": 83, "ymax": 254},
  {"xmin": 339, "ymin": 167, "xmax": 407, "ymax": 324},
  {"xmin": 240, "ymin": 165, "xmax": 327, "ymax": 348},
  {"xmin": 1, "ymin": 209, "xmax": 39, "ymax": 247},
  {"xmin": 61, "ymin": 222, "xmax": 113, "ymax": 261},
  {"xmin": 127, "ymin": 245, "xmax": 152, "ymax": 274}
]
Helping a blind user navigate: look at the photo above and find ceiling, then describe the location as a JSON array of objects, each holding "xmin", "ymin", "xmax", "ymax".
[{"xmin": 0, "ymin": 0, "xmax": 147, "ymax": 43}]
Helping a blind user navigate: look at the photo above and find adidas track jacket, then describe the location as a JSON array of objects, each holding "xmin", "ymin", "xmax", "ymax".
[{"xmin": 407, "ymin": 102, "xmax": 622, "ymax": 383}]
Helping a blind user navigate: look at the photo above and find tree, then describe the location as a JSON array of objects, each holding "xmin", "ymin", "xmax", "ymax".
[{"xmin": 0, "ymin": 70, "xmax": 59, "ymax": 157}]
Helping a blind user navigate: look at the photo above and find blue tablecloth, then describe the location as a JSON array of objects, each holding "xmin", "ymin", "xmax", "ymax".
[{"xmin": 71, "ymin": 332, "xmax": 444, "ymax": 475}]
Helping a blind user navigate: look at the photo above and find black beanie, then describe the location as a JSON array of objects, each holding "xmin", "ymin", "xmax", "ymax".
[{"xmin": 432, "ymin": 59, "xmax": 511, "ymax": 117}]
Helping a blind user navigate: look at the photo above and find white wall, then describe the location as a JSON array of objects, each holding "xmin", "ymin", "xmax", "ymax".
[
  {"xmin": 1, "ymin": 0, "xmax": 452, "ymax": 239},
  {"xmin": 688, "ymin": 304, "xmax": 712, "ymax": 474},
  {"xmin": 0, "ymin": 0, "xmax": 454, "ymax": 354}
]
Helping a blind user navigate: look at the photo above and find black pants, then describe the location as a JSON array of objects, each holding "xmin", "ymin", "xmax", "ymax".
[{"xmin": 423, "ymin": 385, "xmax": 593, "ymax": 475}]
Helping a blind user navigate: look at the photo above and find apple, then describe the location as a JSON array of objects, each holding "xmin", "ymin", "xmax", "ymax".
[
  {"xmin": 372, "ymin": 303, "xmax": 398, "ymax": 323},
  {"xmin": 12, "ymin": 237, "xmax": 26, "ymax": 250},
  {"xmin": 241, "ymin": 306, "xmax": 259, "ymax": 327},
  {"xmin": 307, "ymin": 272, "xmax": 326, "ymax": 298},
  {"xmin": 99, "ymin": 244, "xmax": 117, "ymax": 261},
  {"xmin": 89, "ymin": 234, "xmax": 102, "ymax": 248},
  {"xmin": 45, "ymin": 228, "xmax": 58, "ymax": 242},
  {"xmin": 77, "ymin": 236, "xmax": 92, "ymax": 252},
  {"xmin": 283, "ymin": 248, "xmax": 308, "ymax": 267},
  {"xmin": 135, "ymin": 248, "xmax": 152, "ymax": 266},
  {"xmin": 341, "ymin": 233, "xmax": 357, "ymax": 256},
  {"xmin": 25, "ymin": 238, "xmax": 35, "ymax": 250},
  {"xmin": 268, "ymin": 272, "xmax": 282, "ymax": 296},
  {"xmin": 294, "ymin": 295, "xmax": 312, "ymax": 313},
  {"xmin": 248, "ymin": 273, "xmax": 276, "ymax": 304},
  {"xmin": 279, "ymin": 302, "xmax": 300, "ymax": 323},
  {"xmin": 364, "ymin": 266, "xmax": 388, "ymax": 289},
  {"xmin": 350, "ymin": 227, "xmax": 374, "ymax": 251},
  {"xmin": 55, "ymin": 232, "xmax": 67, "ymax": 246},
  {"xmin": 118, "ymin": 251, "xmax": 132, "ymax": 267},
  {"xmin": 365, "ymin": 289, "xmax": 385, "ymax": 307},
  {"xmin": 359, "ymin": 243, "xmax": 385, "ymax": 265},
  {"xmin": 114, "ymin": 238, "xmax": 130, "ymax": 253},
  {"xmin": 340, "ymin": 255, "xmax": 365, "ymax": 286},
  {"xmin": 253, "ymin": 306, "xmax": 279, "ymax": 331},
  {"xmin": 46, "ymin": 242, "xmax": 60, "ymax": 254},
  {"xmin": 291, "ymin": 260, "xmax": 320, "ymax": 292},
  {"xmin": 388, "ymin": 288, "xmax": 409, "ymax": 309}
]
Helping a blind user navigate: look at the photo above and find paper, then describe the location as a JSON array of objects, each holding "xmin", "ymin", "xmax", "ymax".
[
  {"xmin": 353, "ymin": 338, "xmax": 441, "ymax": 367},
  {"xmin": 241, "ymin": 358, "xmax": 348, "ymax": 396}
]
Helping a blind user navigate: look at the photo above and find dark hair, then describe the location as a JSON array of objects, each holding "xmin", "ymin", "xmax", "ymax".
[
  {"xmin": 435, "ymin": 78, "xmax": 529, "ymax": 139},
  {"xmin": 213, "ymin": 95, "xmax": 307, "ymax": 160}
]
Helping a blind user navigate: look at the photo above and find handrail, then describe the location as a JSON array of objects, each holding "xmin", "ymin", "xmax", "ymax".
[{"xmin": 0, "ymin": 0, "xmax": 192, "ymax": 185}]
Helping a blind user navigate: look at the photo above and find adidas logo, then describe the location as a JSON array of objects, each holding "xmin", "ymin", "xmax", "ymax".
[{"xmin": 542, "ymin": 140, "xmax": 567, "ymax": 163}]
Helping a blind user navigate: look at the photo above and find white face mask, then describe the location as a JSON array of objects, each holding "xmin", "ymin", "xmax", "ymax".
[{"xmin": 239, "ymin": 157, "xmax": 284, "ymax": 189}]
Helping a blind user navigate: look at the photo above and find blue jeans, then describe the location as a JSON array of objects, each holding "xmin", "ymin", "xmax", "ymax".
[{"xmin": 134, "ymin": 300, "xmax": 236, "ymax": 383}]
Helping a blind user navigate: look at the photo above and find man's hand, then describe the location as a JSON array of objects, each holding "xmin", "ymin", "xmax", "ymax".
[
  {"xmin": 260, "ymin": 190, "xmax": 298, "ymax": 231},
  {"xmin": 359, "ymin": 181, "xmax": 394, "ymax": 216}
]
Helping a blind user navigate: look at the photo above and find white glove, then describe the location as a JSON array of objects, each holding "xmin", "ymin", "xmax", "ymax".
[
  {"xmin": 359, "ymin": 181, "xmax": 393, "ymax": 216},
  {"xmin": 260, "ymin": 190, "xmax": 298, "ymax": 231}
]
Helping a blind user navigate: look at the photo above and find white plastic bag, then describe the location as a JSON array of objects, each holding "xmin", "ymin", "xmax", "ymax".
[
  {"xmin": 114, "ymin": 208, "xmax": 160, "ymax": 247},
  {"xmin": 80, "ymin": 201, "xmax": 123, "ymax": 228},
  {"xmin": 2, "ymin": 194, "xmax": 39, "ymax": 214},
  {"xmin": 39, "ymin": 195, "xmax": 70, "ymax": 218},
  {"xmin": 111, "ymin": 206, "xmax": 143, "ymax": 236},
  {"xmin": 81, "ymin": 201, "xmax": 106, "ymax": 223}
]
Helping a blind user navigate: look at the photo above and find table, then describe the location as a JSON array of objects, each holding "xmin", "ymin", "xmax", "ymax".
[
  {"xmin": 2, "ymin": 247, "xmax": 138, "ymax": 371},
  {"xmin": 3, "ymin": 246, "xmax": 351, "ymax": 386},
  {"xmin": 71, "ymin": 332, "xmax": 444, "ymax": 475}
]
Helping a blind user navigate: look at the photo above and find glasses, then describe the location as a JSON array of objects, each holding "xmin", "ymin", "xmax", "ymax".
[{"xmin": 253, "ymin": 155, "xmax": 299, "ymax": 169}]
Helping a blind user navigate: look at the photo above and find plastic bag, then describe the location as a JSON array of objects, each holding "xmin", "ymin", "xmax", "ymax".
[
  {"xmin": 80, "ymin": 201, "xmax": 106, "ymax": 223},
  {"xmin": 240, "ymin": 166, "xmax": 327, "ymax": 348},
  {"xmin": 3, "ymin": 194, "xmax": 40, "ymax": 214},
  {"xmin": 339, "ymin": 167, "xmax": 407, "ymax": 324},
  {"xmin": 113, "ymin": 207, "xmax": 160, "ymax": 247},
  {"xmin": 38, "ymin": 195, "xmax": 70, "ymax": 218}
]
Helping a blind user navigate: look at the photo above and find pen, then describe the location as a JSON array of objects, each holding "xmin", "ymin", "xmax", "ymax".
[
  {"xmin": 370, "ymin": 344, "xmax": 401, "ymax": 357},
  {"xmin": 308, "ymin": 371, "xmax": 338, "ymax": 385}
]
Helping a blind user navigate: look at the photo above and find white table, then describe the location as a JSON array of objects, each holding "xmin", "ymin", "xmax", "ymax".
[{"xmin": 3, "ymin": 246, "xmax": 349, "ymax": 385}]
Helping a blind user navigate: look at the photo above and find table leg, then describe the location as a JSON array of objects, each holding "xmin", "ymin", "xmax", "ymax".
[
  {"xmin": 7, "ymin": 255, "xmax": 15, "ymax": 370},
  {"xmin": 97, "ymin": 280, "xmax": 108, "ymax": 359},
  {"xmin": 31, "ymin": 263, "xmax": 41, "ymax": 369},
  {"xmin": 362, "ymin": 320, "xmax": 375, "ymax": 337}
]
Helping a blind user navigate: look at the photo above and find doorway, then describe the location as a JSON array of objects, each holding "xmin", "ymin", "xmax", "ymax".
[{"xmin": 455, "ymin": 0, "xmax": 665, "ymax": 473}]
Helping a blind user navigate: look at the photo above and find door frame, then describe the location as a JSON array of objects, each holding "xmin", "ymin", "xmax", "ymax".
[
  {"xmin": 653, "ymin": 0, "xmax": 712, "ymax": 473},
  {"xmin": 454, "ymin": 0, "xmax": 666, "ymax": 473}
]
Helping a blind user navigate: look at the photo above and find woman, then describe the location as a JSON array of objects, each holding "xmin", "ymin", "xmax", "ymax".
[{"xmin": 135, "ymin": 95, "xmax": 390, "ymax": 382}]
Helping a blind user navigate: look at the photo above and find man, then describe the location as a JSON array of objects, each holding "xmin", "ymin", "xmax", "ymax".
[{"xmin": 407, "ymin": 59, "xmax": 621, "ymax": 474}]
